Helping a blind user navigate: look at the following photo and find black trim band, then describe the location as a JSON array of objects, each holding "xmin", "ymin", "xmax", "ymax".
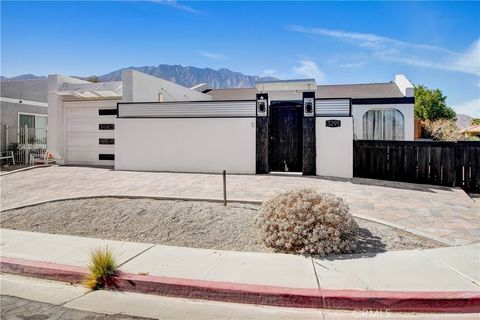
[{"xmin": 352, "ymin": 97, "xmax": 414, "ymax": 105}]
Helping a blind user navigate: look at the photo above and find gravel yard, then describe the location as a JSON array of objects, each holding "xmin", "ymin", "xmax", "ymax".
[{"xmin": 0, "ymin": 198, "xmax": 444, "ymax": 254}]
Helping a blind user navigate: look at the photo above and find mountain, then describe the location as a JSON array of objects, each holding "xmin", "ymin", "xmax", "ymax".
[
  {"xmin": 96, "ymin": 65, "xmax": 278, "ymax": 89},
  {"xmin": 1, "ymin": 65, "xmax": 277, "ymax": 89},
  {"xmin": 1, "ymin": 74, "xmax": 46, "ymax": 80}
]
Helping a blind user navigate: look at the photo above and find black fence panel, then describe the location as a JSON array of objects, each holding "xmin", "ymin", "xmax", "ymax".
[{"xmin": 354, "ymin": 140, "xmax": 480, "ymax": 193}]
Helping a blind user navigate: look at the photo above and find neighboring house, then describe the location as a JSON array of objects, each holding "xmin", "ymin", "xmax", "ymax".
[
  {"xmin": 0, "ymin": 79, "xmax": 48, "ymax": 152},
  {"xmin": 460, "ymin": 125, "xmax": 480, "ymax": 139},
  {"xmin": 48, "ymin": 70, "xmax": 414, "ymax": 179},
  {"xmin": 47, "ymin": 70, "xmax": 211, "ymax": 166}
]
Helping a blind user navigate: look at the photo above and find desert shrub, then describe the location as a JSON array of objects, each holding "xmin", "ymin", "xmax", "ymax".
[
  {"xmin": 255, "ymin": 189, "xmax": 358, "ymax": 255},
  {"xmin": 85, "ymin": 246, "xmax": 118, "ymax": 290},
  {"xmin": 422, "ymin": 119, "xmax": 461, "ymax": 141}
]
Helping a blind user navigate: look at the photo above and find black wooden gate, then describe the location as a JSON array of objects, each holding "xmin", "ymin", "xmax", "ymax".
[
  {"xmin": 354, "ymin": 140, "xmax": 480, "ymax": 192},
  {"xmin": 268, "ymin": 103, "xmax": 303, "ymax": 172}
]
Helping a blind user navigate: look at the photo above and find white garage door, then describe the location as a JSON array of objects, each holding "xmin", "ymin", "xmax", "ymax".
[{"xmin": 65, "ymin": 104, "xmax": 116, "ymax": 166}]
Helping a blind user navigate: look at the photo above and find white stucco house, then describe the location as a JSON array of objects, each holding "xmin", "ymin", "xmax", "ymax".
[{"xmin": 48, "ymin": 70, "xmax": 414, "ymax": 178}]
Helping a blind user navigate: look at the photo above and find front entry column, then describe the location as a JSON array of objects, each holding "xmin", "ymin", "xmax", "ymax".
[
  {"xmin": 256, "ymin": 93, "xmax": 269, "ymax": 173},
  {"xmin": 302, "ymin": 92, "xmax": 316, "ymax": 175}
]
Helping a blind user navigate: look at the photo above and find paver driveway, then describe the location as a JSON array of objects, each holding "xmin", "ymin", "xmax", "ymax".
[{"xmin": 1, "ymin": 166, "xmax": 479, "ymax": 245}]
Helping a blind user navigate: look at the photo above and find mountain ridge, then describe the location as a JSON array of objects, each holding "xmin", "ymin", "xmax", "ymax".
[{"xmin": 0, "ymin": 64, "xmax": 277, "ymax": 89}]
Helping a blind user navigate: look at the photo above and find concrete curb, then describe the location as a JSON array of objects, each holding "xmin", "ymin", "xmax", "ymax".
[
  {"xmin": 0, "ymin": 165, "xmax": 49, "ymax": 177},
  {"xmin": 0, "ymin": 195, "xmax": 262, "ymax": 212},
  {"xmin": 2, "ymin": 256, "xmax": 479, "ymax": 313},
  {"xmin": 0, "ymin": 195, "xmax": 452, "ymax": 246}
]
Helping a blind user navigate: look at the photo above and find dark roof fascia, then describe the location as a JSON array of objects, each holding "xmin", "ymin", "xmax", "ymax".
[{"xmin": 351, "ymin": 97, "xmax": 414, "ymax": 105}]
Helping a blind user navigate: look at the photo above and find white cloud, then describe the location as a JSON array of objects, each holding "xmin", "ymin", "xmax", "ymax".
[
  {"xmin": 197, "ymin": 51, "xmax": 226, "ymax": 60},
  {"xmin": 292, "ymin": 59, "xmax": 325, "ymax": 82},
  {"xmin": 452, "ymin": 98, "xmax": 480, "ymax": 118},
  {"xmin": 288, "ymin": 25, "xmax": 480, "ymax": 76},
  {"xmin": 451, "ymin": 39, "xmax": 480, "ymax": 76},
  {"xmin": 152, "ymin": 0, "xmax": 204, "ymax": 14},
  {"xmin": 339, "ymin": 62, "xmax": 367, "ymax": 68}
]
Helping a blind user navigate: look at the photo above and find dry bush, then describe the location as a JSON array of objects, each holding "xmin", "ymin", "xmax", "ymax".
[
  {"xmin": 255, "ymin": 189, "xmax": 358, "ymax": 255},
  {"xmin": 423, "ymin": 119, "xmax": 461, "ymax": 141}
]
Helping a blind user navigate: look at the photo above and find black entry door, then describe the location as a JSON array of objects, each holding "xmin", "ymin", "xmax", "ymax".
[{"xmin": 268, "ymin": 103, "xmax": 303, "ymax": 172}]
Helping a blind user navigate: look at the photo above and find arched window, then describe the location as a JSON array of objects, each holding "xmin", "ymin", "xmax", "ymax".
[{"xmin": 362, "ymin": 109, "xmax": 404, "ymax": 140}]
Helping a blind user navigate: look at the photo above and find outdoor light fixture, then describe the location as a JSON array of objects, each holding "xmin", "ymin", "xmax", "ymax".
[
  {"xmin": 256, "ymin": 94, "xmax": 268, "ymax": 116},
  {"xmin": 303, "ymin": 97, "xmax": 315, "ymax": 117}
]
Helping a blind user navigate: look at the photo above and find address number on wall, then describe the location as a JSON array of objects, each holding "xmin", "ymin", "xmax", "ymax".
[{"xmin": 326, "ymin": 120, "xmax": 341, "ymax": 128}]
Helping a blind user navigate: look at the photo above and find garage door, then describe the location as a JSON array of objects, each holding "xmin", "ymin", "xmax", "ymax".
[{"xmin": 65, "ymin": 105, "xmax": 116, "ymax": 166}]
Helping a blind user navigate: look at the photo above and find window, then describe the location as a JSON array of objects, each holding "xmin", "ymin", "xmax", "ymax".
[
  {"xmin": 99, "ymin": 154, "xmax": 115, "ymax": 160},
  {"xmin": 362, "ymin": 109, "xmax": 404, "ymax": 140},
  {"xmin": 99, "ymin": 124, "xmax": 114, "ymax": 130},
  {"xmin": 18, "ymin": 113, "xmax": 48, "ymax": 145},
  {"xmin": 98, "ymin": 109, "xmax": 117, "ymax": 116},
  {"xmin": 99, "ymin": 138, "xmax": 114, "ymax": 145},
  {"xmin": 19, "ymin": 114, "xmax": 47, "ymax": 129}
]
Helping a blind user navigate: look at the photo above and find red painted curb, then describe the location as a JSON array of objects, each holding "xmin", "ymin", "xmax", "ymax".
[
  {"xmin": 1, "ymin": 257, "xmax": 88, "ymax": 284},
  {"xmin": 1, "ymin": 256, "xmax": 479, "ymax": 313}
]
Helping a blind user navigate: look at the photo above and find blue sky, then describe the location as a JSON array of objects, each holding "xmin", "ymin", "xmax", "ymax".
[{"xmin": 1, "ymin": 1, "xmax": 479, "ymax": 117}]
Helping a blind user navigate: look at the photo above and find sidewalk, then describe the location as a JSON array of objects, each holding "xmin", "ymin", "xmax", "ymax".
[{"xmin": 1, "ymin": 229, "xmax": 479, "ymax": 312}]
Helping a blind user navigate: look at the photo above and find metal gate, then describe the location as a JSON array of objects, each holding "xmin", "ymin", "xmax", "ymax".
[
  {"xmin": 3, "ymin": 125, "xmax": 47, "ymax": 164},
  {"xmin": 268, "ymin": 102, "xmax": 304, "ymax": 172}
]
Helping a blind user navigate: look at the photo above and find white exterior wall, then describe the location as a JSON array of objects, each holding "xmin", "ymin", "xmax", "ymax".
[
  {"xmin": 394, "ymin": 74, "xmax": 414, "ymax": 97},
  {"xmin": 122, "ymin": 69, "xmax": 212, "ymax": 102},
  {"xmin": 115, "ymin": 118, "xmax": 256, "ymax": 174},
  {"xmin": 351, "ymin": 104, "xmax": 414, "ymax": 141},
  {"xmin": 316, "ymin": 117, "xmax": 353, "ymax": 178}
]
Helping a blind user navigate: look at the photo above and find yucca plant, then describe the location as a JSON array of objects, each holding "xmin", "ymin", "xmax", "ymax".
[{"xmin": 85, "ymin": 246, "xmax": 119, "ymax": 290}]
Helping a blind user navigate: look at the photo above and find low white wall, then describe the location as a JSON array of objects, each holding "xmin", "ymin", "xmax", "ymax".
[
  {"xmin": 352, "ymin": 104, "xmax": 414, "ymax": 141},
  {"xmin": 115, "ymin": 118, "xmax": 256, "ymax": 174},
  {"xmin": 316, "ymin": 117, "xmax": 353, "ymax": 178}
]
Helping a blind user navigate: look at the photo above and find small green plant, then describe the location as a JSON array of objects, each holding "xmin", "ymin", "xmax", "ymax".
[
  {"xmin": 85, "ymin": 246, "xmax": 118, "ymax": 290},
  {"xmin": 7, "ymin": 143, "xmax": 19, "ymax": 153}
]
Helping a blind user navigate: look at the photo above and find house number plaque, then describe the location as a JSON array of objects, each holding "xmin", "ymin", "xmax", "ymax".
[{"xmin": 326, "ymin": 120, "xmax": 341, "ymax": 128}]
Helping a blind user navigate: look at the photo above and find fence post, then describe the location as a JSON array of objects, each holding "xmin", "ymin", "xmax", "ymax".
[
  {"xmin": 223, "ymin": 170, "xmax": 227, "ymax": 206},
  {"xmin": 24, "ymin": 124, "xmax": 29, "ymax": 165},
  {"xmin": 4, "ymin": 124, "xmax": 8, "ymax": 151}
]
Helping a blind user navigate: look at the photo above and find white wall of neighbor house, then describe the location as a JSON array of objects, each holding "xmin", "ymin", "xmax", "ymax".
[
  {"xmin": 316, "ymin": 117, "xmax": 353, "ymax": 179},
  {"xmin": 115, "ymin": 118, "xmax": 256, "ymax": 174},
  {"xmin": 351, "ymin": 104, "xmax": 414, "ymax": 141},
  {"xmin": 122, "ymin": 69, "xmax": 212, "ymax": 102}
]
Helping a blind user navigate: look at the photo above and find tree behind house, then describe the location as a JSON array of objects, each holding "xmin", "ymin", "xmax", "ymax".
[{"xmin": 414, "ymin": 85, "xmax": 456, "ymax": 121}]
